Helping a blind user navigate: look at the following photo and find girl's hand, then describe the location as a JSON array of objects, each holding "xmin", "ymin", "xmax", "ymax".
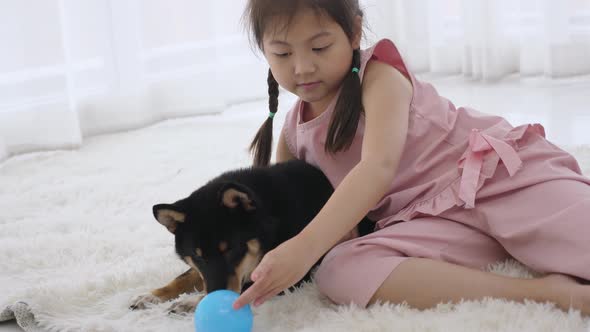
[{"xmin": 232, "ymin": 234, "xmax": 320, "ymax": 309}]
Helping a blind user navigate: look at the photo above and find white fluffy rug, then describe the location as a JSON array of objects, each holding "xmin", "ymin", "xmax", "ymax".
[{"xmin": 1, "ymin": 108, "xmax": 590, "ymax": 332}]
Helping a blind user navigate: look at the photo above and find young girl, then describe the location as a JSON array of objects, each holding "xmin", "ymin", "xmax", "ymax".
[{"xmin": 233, "ymin": 0, "xmax": 590, "ymax": 314}]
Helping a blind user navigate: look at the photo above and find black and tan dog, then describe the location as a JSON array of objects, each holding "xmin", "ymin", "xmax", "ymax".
[{"xmin": 130, "ymin": 160, "xmax": 373, "ymax": 313}]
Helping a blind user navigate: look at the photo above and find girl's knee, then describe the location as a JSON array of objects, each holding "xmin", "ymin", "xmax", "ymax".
[
  {"xmin": 314, "ymin": 236, "xmax": 408, "ymax": 306},
  {"xmin": 315, "ymin": 255, "xmax": 368, "ymax": 306}
]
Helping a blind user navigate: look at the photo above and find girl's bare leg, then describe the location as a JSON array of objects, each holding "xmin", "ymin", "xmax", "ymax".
[{"xmin": 369, "ymin": 258, "xmax": 590, "ymax": 315}]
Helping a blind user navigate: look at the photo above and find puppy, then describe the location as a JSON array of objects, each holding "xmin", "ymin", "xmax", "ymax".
[{"xmin": 130, "ymin": 159, "xmax": 374, "ymax": 313}]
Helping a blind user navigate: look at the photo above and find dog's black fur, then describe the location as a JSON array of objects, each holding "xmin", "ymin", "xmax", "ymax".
[{"xmin": 131, "ymin": 160, "xmax": 373, "ymax": 312}]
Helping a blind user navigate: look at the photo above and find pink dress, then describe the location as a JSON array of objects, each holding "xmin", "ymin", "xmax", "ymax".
[{"xmin": 281, "ymin": 39, "xmax": 590, "ymax": 307}]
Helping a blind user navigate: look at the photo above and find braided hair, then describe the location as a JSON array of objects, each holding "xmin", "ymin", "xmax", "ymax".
[
  {"xmin": 249, "ymin": 69, "xmax": 279, "ymax": 167},
  {"xmin": 245, "ymin": 0, "xmax": 364, "ymax": 166},
  {"xmin": 325, "ymin": 48, "xmax": 363, "ymax": 153}
]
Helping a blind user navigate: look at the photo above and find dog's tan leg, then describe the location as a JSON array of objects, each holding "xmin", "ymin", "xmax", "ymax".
[
  {"xmin": 152, "ymin": 268, "xmax": 204, "ymax": 301},
  {"xmin": 130, "ymin": 268, "xmax": 203, "ymax": 310}
]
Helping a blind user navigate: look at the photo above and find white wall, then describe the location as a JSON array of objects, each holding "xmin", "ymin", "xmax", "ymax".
[{"xmin": 0, "ymin": 0, "xmax": 267, "ymax": 162}]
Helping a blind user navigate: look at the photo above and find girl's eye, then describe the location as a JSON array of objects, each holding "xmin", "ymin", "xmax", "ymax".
[
  {"xmin": 274, "ymin": 45, "xmax": 330, "ymax": 57},
  {"xmin": 313, "ymin": 45, "xmax": 330, "ymax": 53}
]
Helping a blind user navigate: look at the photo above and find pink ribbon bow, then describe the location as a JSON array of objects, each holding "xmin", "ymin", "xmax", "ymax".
[{"xmin": 458, "ymin": 129, "xmax": 523, "ymax": 208}]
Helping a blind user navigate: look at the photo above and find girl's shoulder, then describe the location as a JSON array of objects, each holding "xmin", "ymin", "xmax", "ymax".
[
  {"xmin": 362, "ymin": 59, "xmax": 413, "ymax": 94},
  {"xmin": 360, "ymin": 39, "xmax": 415, "ymax": 109},
  {"xmin": 361, "ymin": 57, "xmax": 414, "ymax": 113},
  {"xmin": 360, "ymin": 39, "xmax": 412, "ymax": 82},
  {"xmin": 361, "ymin": 53, "xmax": 413, "ymax": 116}
]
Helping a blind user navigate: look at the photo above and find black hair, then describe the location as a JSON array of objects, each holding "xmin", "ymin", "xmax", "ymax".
[{"xmin": 244, "ymin": 0, "xmax": 364, "ymax": 166}]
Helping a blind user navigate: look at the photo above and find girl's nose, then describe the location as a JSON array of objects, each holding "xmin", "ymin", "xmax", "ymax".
[{"xmin": 293, "ymin": 55, "xmax": 316, "ymax": 76}]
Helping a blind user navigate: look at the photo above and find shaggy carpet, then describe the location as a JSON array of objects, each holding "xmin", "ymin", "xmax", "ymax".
[{"xmin": 1, "ymin": 108, "xmax": 590, "ymax": 332}]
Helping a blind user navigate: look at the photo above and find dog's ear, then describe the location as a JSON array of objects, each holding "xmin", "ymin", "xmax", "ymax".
[
  {"xmin": 218, "ymin": 183, "xmax": 256, "ymax": 211},
  {"xmin": 153, "ymin": 204, "xmax": 186, "ymax": 234}
]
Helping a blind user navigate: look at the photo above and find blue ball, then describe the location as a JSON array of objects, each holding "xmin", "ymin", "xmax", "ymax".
[{"xmin": 194, "ymin": 290, "xmax": 253, "ymax": 332}]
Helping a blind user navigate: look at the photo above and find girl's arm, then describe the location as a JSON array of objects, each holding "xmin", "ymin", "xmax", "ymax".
[
  {"xmin": 299, "ymin": 60, "xmax": 413, "ymax": 259},
  {"xmin": 233, "ymin": 60, "xmax": 412, "ymax": 309},
  {"xmin": 275, "ymin": 127, "xmax": 296, "ymax": 163}
]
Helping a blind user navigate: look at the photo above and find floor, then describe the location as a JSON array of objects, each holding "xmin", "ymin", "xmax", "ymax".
[
  {"xmin": 417, "ymin": 74, "xmax": 590, "ymax": 147},
  {"xmin": 1, "ymin": 74, "xmax": 589, "ymax": 332}
]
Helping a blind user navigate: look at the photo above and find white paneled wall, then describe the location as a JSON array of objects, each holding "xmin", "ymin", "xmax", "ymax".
[
  {"xmin": 0, "ymin": 0, "xmax": 266, "ymax": 160},
  {"xmin": 1, "ymin": 0, "xmax": 589, "ymax": 162}
]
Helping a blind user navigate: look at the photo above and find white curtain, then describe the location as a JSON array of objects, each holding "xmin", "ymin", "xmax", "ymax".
[
  {"xmin": 363, "ymin": 0, "xmax": 590, "ymax": 80},
  {"xmin": 0, "ymin": 0, "xmax": 267, "ymax": 161},
  {"xmin": 1, "ymin": 0, "xmax": 590, "ymax": 162}
]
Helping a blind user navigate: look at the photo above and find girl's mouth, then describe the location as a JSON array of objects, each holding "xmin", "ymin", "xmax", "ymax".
[{"xmin": 298, "ymin": 81, "xmax": 321, "ymax": 91}]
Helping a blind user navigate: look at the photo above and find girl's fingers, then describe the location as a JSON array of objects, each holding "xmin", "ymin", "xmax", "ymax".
[
  {"xmin": 233, "ymin": 275, "xmax": 272, "ymax": 309},
  {"xmin": 234, "ymin": 282, "xmax": 263, "ymax": 309},
  {"xmin": 254, "ymin": 286, "xmax": 283, "ymax": 307},
  {"xmin": 251, "ymin": 262, "xmax": 269, "ymax": 281},
  {"xmin": 253, "ymin": 253, "xmax": 275, "ymax": 281}
]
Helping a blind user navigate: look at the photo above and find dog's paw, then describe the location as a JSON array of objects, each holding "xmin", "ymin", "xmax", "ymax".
[
  {"xmin": 129, "ymin": 293, "xmax": 163, "ymax": 310},
  {"xmin": 168, "ymin": 294, "xmax": 205, "ymax": 315}
]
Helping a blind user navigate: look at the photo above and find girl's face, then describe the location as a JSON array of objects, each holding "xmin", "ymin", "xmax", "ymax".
[{"xmin": 262, "ymin": 7, "xmax": 361, "ymax": 112}]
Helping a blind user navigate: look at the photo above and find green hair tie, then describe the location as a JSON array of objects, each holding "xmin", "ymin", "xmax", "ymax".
[
  {"xmin": 268, "ymin": 112, "xmax": 276, "ymax": 119},
  {"xmin": 352, "ymin": 67, "xmax": 360, "ymax": 74}
]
